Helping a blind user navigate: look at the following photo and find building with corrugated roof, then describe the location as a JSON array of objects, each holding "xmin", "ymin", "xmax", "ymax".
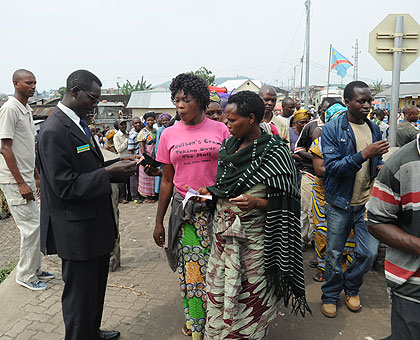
[
  {"xmin": 218, "ymin": 79, "xmax": 262, "ymax": 94},
  {"xmin": 375, "ymin": 82, "xmax": 420, "ymax": 110},
  {"xmin": 126, "ymin": 90, "xmax": 176, "ymax": 117}
]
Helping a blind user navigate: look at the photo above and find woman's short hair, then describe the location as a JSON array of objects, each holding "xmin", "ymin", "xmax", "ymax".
[
  {"xmin": 227, "ymin": 90, "xmax": 265, "ymax": 123},
  {"xmin": 169, "ymin": 73, "xmax": 210, "ymax": 112},
  {"xmin": 143, "ymin": 111, "xmax": 156, "ymax": 121}
]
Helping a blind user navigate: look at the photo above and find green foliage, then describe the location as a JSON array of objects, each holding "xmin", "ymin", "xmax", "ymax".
[
  {"xmin": 0, "ymin": 261, "xmax": 16, "ymax": 284},
  {"xmin": 117, "ymin": 77, "xmax": 152, "ymax": 95},
  {"xmin": 371, "ymin": 79, "xmax": 384, "ymax": 95},
  {"xmin": 189, "ymin": 67, "xmax": 216, "ymax": 86},
  {"xmin": 58, "ymin": 86, "xmax": 66, "ymax": 97}
]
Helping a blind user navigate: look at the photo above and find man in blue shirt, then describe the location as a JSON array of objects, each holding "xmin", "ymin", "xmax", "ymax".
[{"xmin": 320, "ymin": 81, "xmax": 389, "ymax": 318}]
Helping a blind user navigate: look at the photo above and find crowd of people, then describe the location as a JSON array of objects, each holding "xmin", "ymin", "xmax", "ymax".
[{"xmin": 0, "ymin": 68, "xmax": 419, "ymax": 340}]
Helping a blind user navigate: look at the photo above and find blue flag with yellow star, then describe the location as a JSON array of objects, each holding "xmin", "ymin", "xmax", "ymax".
[{"xmin": 331, "ymin": 47, "xmax": 353, "ymax": 78}]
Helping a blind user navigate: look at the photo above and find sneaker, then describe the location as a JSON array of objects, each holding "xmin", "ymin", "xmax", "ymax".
[
  {"xmin": 345, "ymin": 295, "xmax": 361, "ymax": 312},
  {"xmin": 38, "ymin": 271, "xmax": 55, "ymax": 280},
  {"xmin": 321, "ymin": 303, "xmax": 337, "ymax": 318},
  {"xmin": 16, "ymin": 279, "xmax": 47, "ymax": 291}
]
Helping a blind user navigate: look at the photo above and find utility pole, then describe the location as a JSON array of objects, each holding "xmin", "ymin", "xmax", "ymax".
[
  {"xmin": 352, "ymin": 39, "xmax": 361, "ymax": 81},
  {"xmin": 293, "ymin": 65, "xmax": 298, "ymax": 98},
  {"xmin": 304, "ymin": 0, "xmax": 311, "ymax": 109},
  {"xmin": 299, "ymin": 56, "xmax": 304, "ymax": 101}
]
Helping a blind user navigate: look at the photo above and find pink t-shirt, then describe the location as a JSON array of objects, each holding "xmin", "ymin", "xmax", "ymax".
[{"xmin": 156, "ymin": 118, "xmax": 230, "ymax": 197}]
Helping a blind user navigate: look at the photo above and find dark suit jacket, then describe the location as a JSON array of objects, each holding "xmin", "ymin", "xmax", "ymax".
[{"xmin": 37, "ymin": 107, "xmax": 118, "ymax": 261}]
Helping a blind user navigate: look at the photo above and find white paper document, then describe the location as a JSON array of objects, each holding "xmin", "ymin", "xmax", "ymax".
[{"xmin": 182, "ymin": 188, "xmax": 212, "ymax": 209}]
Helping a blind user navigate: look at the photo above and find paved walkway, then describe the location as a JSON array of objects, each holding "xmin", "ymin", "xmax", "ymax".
[{"xmin": 0, "ymin": 202, "xmax": 391, "ymax": 340}]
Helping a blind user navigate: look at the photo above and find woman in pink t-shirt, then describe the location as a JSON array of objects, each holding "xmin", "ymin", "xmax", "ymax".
[{"xmin": 153, "ymin": 73, "xmax": 230, "ymax": 339}]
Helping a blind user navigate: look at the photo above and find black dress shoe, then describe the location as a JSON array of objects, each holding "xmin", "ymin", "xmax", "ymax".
[{"xmin": 95, "ymin": 330, "xmax": 120, "ymax": 340}]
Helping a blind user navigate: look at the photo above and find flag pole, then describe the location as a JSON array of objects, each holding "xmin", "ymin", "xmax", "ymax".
[{"xmin": 326, "ymin": 44, "xmax": 332, "ymax": 98}]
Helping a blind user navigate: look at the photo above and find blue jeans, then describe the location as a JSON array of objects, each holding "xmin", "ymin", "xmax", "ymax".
[{"xmin": 321, "ymin": 204, "xmax": 379, "ymax": 304}]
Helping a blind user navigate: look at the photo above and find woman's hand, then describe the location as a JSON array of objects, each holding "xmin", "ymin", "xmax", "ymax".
[
  {"xmin": 120, "ymin": 155, "xmax": 140, "ymax": 161},
  {"xmin": 144, "ymin": 164, "xmax": 162, "ymax": 176},
  {"xmin": 153, "ymin": 222, "xmax": 165, "ymax": 247},
  {"xmin": 197, "ymin": 187, "xmax": 210, "ymax": 202},
  {"xmin": 229, "ymin": 194, "xmax": 267, "ymax": 211}
]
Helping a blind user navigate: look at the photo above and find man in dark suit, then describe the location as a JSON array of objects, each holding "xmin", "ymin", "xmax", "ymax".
[{"xmin": 37, "ymin": 70, "xmax": 137, "ymax": 340}]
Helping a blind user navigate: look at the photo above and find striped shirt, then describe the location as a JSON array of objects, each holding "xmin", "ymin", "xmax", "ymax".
[
  {"xmin": 366, "ymin": 134, "xmax": 420, "ymax": 303},
  {"xmin": 127, "ymin": 128, "xmax": 140, "ymax": 155}
]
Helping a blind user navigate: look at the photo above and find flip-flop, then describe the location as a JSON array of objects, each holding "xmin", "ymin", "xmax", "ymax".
[
  {"xmin": 313, "ymin": 271, "xmax": 325, "ymax": 282},
  {"xmin": 309, "ymin": 259, "xmax": 318, "ymax": 268},
  {"xmin": 182, "ymin": 324, "xmax": 192, "ymax": 336}
]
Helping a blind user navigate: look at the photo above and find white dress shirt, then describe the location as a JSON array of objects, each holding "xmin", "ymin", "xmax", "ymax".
[{"xmin": 58, "ymin": 102, "xmax": 86, "ymax": 135}]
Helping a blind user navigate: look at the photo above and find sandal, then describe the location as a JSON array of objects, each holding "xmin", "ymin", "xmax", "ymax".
[
  {"xmin": 182, "ymin": 324, "xmax": 192, "ymax": 336},
  {"xmin": 313, "ymin": 271, "xmax": 325, "ymax": 282},
  {"xmin": 309, "ymin": 259, "xmax": 318, "ymax": 268}
]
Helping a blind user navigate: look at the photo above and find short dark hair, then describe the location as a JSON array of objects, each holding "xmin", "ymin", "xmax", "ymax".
[
  {"xmin": 12, "ymin": 69, "xmax": 34, "ymax": 82},
  {"xmin": 282, "ymin": 96, "xmax": 295, "ymax": 107},
  {"xmin": 344, "ymin": 81, "xmax": 369, "ymax": 101},
  {"xmin": 373, "ymin": 108, "xmax": 385, "ymax": 119},
  {"xmin": 66, "ymin": 70, "xmax": 102, "ymax": 92},
  {"xmin": 143, "ymin": 111, "xmax": 156, "ymax": 120},
  {"xmin": 319, "ymin": 97, "xmax": 337, "ymax": 110},
  {"xmin": 169, "ymin": 73, "xmax": 210, "ymax": 112},
  {"xmin": 227, "ymin": 90, "xmax": 265, "ymax": 123}
]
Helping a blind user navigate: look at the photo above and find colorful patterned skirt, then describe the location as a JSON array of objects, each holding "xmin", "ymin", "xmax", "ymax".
[
  {"xmin": 0, "ymin": 189, "xmax": 10, "ymax": 219},
  {"xmin": 138, "ymin": 143, "xmax": 155, "ymax": 197},
  {"xmin": 178, "ymin": 211, "xmax": 211, "ymax": 340},
  {"xmin": 205, "ymin": 184, "xmax": 277, "ymax": 340},
  {"xmin": 312, "ymin": 183, "xmax": 355, "ymax": 272}
]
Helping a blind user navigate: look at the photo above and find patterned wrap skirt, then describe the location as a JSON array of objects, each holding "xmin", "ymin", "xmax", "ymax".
[
  {"xmin": 178, "ymin": 210, "xmax": 211, "ymax": 340},
  {"xmin": 205, "ymin": 184, "xmax": 277, "ymax": 340},
  {"xmin": 138, "ymin": 143, "xmax": 155, "ymax": 197}
]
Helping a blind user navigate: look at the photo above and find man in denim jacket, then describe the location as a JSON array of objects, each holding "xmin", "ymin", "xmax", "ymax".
[{"xmin": 320, "ymin": 81, "xmax": 389, "ymax": 318}]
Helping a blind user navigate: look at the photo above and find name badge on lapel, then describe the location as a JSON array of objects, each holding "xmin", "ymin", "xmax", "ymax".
[{"xmin": 76, "ymin": 144, "xmax": 90, "ymax": 153}]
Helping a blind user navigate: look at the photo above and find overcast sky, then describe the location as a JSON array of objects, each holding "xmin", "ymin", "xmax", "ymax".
[{"xmin": 1, "ymin": 0, "xmax": 419, "ymax": 94}]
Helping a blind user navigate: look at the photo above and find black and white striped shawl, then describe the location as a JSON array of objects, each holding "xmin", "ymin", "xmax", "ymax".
[{"xmin": 208, "ymin": 133, "xmax": 311, "ymax": 316}]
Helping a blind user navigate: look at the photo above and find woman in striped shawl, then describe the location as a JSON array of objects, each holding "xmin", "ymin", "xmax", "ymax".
[{"xmin": 199, "ymin": 91, "xmax": 310, "ymax": 340}]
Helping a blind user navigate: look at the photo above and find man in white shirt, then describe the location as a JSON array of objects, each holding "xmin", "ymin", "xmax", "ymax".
[
  {"xmin": 114, "ymin": 120, "xmax": 129, "ymax": 203},
  {"xmin": 0, "ymin": 69, "xmax": 54, "ymax": 291}
]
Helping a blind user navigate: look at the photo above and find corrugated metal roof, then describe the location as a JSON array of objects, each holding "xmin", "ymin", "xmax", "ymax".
[
  {"xmin": 376, "ymin": 83, "xmax": 420, "ymax": 97},
  {"xmin": 219, "ymin": 79, "xmax": 262, "ymax": 92},
  {"xmin": 32, "ymin": 107, "xmax": 55, "ymax": 117},
  {"xmin": 127, "ymin": 90, "xmax": 175, "ymax": 109}
]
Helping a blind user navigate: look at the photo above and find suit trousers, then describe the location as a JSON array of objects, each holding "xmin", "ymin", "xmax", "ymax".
[
  {"xmin": 62, "ymin": 254, "xmax": 110, "ymax": 340},
  {"xmin": 0, "ymin": 182, "xmax": 42, "ymax": 283},
  {"xmin": 129, "ymin": 169, "xmax": 140, "ymax": 200}
]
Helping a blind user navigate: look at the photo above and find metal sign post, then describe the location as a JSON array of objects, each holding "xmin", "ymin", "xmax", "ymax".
[
  {"xmin": 369, "ymin": 14, "xmax": 420, "ymax": 147},
  {"xmin": 388, "ymin": 16, "xmax": 404, "ymax": 147}
]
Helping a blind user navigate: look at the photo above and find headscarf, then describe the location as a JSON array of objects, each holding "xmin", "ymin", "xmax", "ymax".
[
  {"xmin": 105, "ymin": 130, "xmax": 115, "ymax": 139},
  {"xmin": 293, "ymin": 109, "xmax": 310, "ymax": 122},
  {"xmin": 209, "ymin": 92, "xmax": 221, "ymax": 104},
  {"xmin": 159, "ymin": 113, "xmax": 172, "ymax": 122},
  {"xmin": 325, "ymin": 102, "xmax": 346, "ymax": 123}
]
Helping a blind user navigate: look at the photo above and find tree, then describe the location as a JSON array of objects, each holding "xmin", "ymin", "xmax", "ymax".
[
  {"xmin": 117, "ymin": 76, "xmax": 152, "ymax": 95},
  {"xmin": 371, "ymin": 79, "xmax": 384, "ymax": 95},
  {"xmin": 189, "ymin": 67, "xmax": 216, "ymax": 86},
  {"xmin": 57, "ymin": 86, "xmax": 66, "ymax": 97}
]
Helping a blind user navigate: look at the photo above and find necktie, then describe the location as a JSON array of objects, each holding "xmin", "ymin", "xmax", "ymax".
[{"xmin": 79, "ymin": 119, "xmax": 92, "ymax": 142}]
